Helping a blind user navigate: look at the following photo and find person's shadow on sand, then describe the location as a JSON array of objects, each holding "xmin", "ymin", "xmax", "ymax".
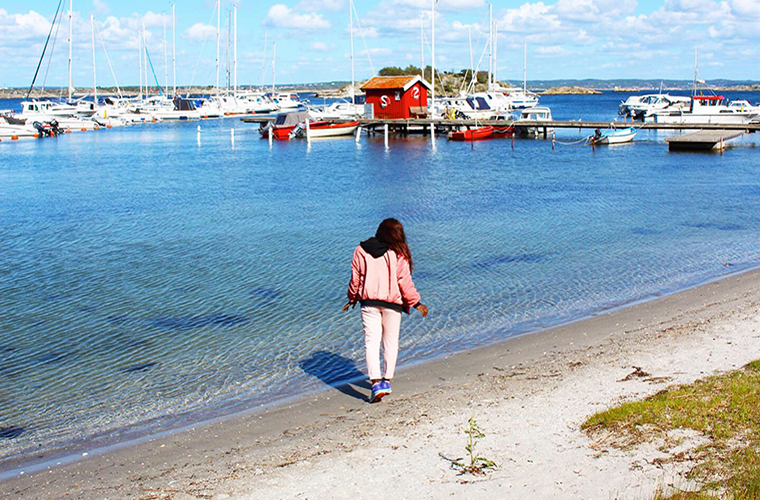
[{"xmin": 299, "ymin": 351, "xmax": 371, "ymax": 402}]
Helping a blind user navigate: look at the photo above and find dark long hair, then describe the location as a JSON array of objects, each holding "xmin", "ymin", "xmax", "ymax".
[{"xmin": 376, "ymin": 218, "xmax": 413, "ymax": 272}]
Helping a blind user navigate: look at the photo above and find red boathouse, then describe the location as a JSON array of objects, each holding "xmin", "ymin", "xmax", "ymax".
[{"xmin": 361, "ymin": 75, "xmax": 431, "ymax": 119}]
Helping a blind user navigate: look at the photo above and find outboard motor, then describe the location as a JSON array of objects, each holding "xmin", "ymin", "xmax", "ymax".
[
  {"xmin": 49, "ymin": 120, "xmax": 62, "ymax": 136},
  {"xmin": 289, "ymin": 122, "xmax": 305, "ymax": 139},
  {"xmin": 33, "ymin": 121, "xmax": 47, "ymax": 136}
]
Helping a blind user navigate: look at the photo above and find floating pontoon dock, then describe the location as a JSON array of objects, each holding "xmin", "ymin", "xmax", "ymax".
[{"xmin": 666, "ymin": 130, "xmax": 746, "ymax": 151}]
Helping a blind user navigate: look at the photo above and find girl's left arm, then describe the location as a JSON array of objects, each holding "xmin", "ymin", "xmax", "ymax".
[{"xmin": 397, "ymin": 255, "xmax": 421, "ymax": 308}]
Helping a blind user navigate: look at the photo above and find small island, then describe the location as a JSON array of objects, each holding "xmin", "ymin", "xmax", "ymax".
[{"xmin": 541, "ymin": 86, "xmax": 602, "ymax": 95}]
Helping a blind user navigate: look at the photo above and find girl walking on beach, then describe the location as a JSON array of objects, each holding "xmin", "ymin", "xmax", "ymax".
[{"xmin": 344, "ymin": 218, "xmax": 428, "ymax": 403}]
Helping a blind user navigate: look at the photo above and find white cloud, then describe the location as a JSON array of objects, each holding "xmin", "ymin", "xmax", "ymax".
[
  {"xmin": 93, "ymin": 0, "xmax": 110, "ymax": 16},
  {"xmin": 297, "ymin": 0, "xmax": 345, "ymax": 11},
  {"xmin": 729, "ymin": 0, "xmax": 760, "ymax": 17},
  {"xmin": 353, "ymin": 26, "xmax": 379, "ymax": 38},
  {"xmin": 265, "ymin": 4, "xmax": 331, "ymax": 29},
  {"xmin": 0, "ymin": 9, "xmax": 52, "ymax": 42},
  {"xmin": 311, "ymin": 41, "xmax": 328, "ymax": 50},
  {"xmin": 183, "ymin": 22, "xmax": 216, "ymax": 43},
  {"xmin": 535, "ymin": 45, "xmax": 567, "ymax": 55},
  {"xmin": 391, "ymin": 0, "xmax": 486, "ymax": 10}
]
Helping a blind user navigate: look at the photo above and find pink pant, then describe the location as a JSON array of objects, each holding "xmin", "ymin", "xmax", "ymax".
[{"xmin": 361, "ymin": 305, "xmax": 402, "ymax": 380}]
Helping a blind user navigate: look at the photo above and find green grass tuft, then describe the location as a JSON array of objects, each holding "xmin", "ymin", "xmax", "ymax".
[{"xmin": 583, "ymin": 360, "xmax": 760, "ymax": 499}]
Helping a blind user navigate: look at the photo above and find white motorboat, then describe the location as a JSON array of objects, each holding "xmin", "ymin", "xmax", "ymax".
[
  {"xmin": 270, "ymin": 92, "xmax": 303, "ymax": 110},
  {"xmin": 495, "ymin": 85, "xmax": 539, "ymax": 110},
  {"xmin": 138, "ymin": 96, "xmax": 202, "ymax": 121},
  {"xmin": 236, "ymin": 92, "xmax": 279, "ymax": 114},
  {"xmin": 728, "ymin": 100, "xmax": 760, "ymax": 115},
  {"xmin": 292, "ymin": 120, "xmax": 360, "ymax": 139},
  {"xmin": 516, "ymin": 107, "xmax": 554, "ymax": 138},
  {"xmin": 310, "ymin": 100, "xmax": 364, "ymax": 120},
  {"xmin": 624, "ymin": 94, "xmax": 690, "ymax": 120},
  {"xmin": 589, "ymin": 127, "xmax": 637, "ymax": 145},
  {"xmin": 648, "ymin": 95, "xmax": 759, "ymax": 125},
  {"xmin": 435, "ymin": 96, "xmax": 497, "ymax": 120},
  {"xmin": 0, "ymin": 115, "xmax": 40, "ymax": 138},
  {"xmin": 18, "ymin": 101, "xmax": 100, "ymax": 131}
]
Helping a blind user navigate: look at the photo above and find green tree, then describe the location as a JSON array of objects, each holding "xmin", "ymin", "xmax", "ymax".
[{"xmin": 378, "ymin": 66, "xmax": 405, "ymax": 76}]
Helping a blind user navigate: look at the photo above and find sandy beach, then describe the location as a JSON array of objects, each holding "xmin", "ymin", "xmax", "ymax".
[{"xmin": 2, "ymin": 267, "xmax": 759, "ymax": 499}]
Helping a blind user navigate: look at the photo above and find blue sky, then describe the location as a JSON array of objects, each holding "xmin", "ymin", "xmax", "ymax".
[{"xmin": 0, "ymin": 0, "xmax": 758, "ymax": 89}]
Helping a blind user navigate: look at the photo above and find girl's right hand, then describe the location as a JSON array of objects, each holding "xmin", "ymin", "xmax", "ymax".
[
  {"xmin": 342, "ymin": 302, "xmax": 356, "ymax": 312},
  {"xmin": 415, "ymin": 303, "xmax": 429, "ymax": 317}
]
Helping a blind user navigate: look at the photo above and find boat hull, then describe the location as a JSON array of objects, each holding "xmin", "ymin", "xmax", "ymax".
[
  {"xmin": 596, "ymin": 128, "xmax": 637, "ymax": 145},
  {"xmin": 304, "ymin": 121, "xmax": 359, "ymax": 138},
  {"xmin": 448, "ymin": 126, "xmax": 494, "ymax": 141}
]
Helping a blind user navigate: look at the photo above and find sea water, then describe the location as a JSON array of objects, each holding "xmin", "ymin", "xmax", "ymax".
[{"xmin": 1, "ymin": 93, "xmax": 760, "ymax": 471}]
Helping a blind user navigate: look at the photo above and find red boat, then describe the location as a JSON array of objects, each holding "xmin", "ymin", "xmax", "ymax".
[
  {"xmin": 493, "ymin": 125, "xmax": 514, "ymax": 136},
  {"xmin": 260, "ymin": 111, "xmax": 310, "ymax": 140},
  {"xmin": 448, "ymin": 126, "xmax": 494, "ymax": 141}
]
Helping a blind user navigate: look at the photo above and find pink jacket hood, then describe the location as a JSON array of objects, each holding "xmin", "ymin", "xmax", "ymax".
[{"xmin": 347, "ymin": 239, "xmax": 421, "ymax": 313}]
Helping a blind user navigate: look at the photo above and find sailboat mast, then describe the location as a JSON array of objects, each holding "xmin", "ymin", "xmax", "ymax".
[
  {"xmin": 523, "ymin": 43, "xmax": 527, "ymax": 93},
  {"xmin": 233, "ymin": 4, "xmax": 237, "ymax": 96},
  {"xmin": 468, "ymin": 27, "xmax": 474, "ymax": 91},
  {"xmin": 172, "ymin": 3, "xmax": 176, "ymax": 96},
  {"xmin": 261, "ymin": 30, "xmax": 268, "ymax": 88},
  {"xmin": 227, "ymin": 9, "xmax": 231, "ymax": 94},
  {"xmin": 143, "ymin": 23, "xmax": 148, "ymax": 96},
  {"xmin": 215, "ymin": 0, "xmax": 220, "ymax": 96},
  {"xmin": 431, "ymin": 0, "xmax": 435, "ymax": 116},
  {"xmin": 693, "ymin": 47, "xmax": 698, "ymax": 96},
  {"xmin": 493, "ymin": 21, "xmax": 497, "ymax": 88},
  {"xmin": 350, "ymin": 0, "xmax": 355, "ymax": 106},
  {"xmin": 91, "ymin": 14, "xmax": 97, "ymax": 105},
  {"xmin": 272, "ymin": 42, "xmax": 276, "ymax": 94},
  {"xmin": 68, "ymin": 0, "xmax": 73, "ymax": 100},
  {"xmin": 138, "ymin": 29, "xmax": 143, "ymax": 99},
  {"xmin": 488, "ymin": 4, "xmax": 492, "ymax": 91},
  {"xmin": 163, "ymin": 12, "xmax": 168, "ymax": 94},
  {"xmin": 420, "ymin": 13, "xmax": 424, "ymax": 78}
]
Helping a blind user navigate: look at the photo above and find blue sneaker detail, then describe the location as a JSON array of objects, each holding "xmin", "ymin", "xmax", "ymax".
[
  {"xmin": 370, "ymin": 381, "xmax": 390, "ymax": 403},
  {"xmin": 381, "ymin": 380, "xmax": 392, "ymax": 394}
]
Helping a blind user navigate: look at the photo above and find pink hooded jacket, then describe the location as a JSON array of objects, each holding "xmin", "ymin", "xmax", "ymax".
[{"xmin": 347, "ymin": 239, "xmax": 421, "ymax": 314}]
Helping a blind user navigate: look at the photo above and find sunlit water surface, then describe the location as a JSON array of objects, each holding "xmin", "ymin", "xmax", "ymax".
[{"xmin": 1, "ymin": 93, "xmax": 760, "ymax": 470}]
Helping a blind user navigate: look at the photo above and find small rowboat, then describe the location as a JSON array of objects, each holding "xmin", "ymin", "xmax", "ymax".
[
  {"xmin": 493, "ymin": 125, "xmax": 514, "ymax": 136},
  {"xmin": 265, "ymin": 125, "xmax": 296, "ymax": 140},
  {"xmin": 448, "ymin": 126, "xmax": 494, "ymax": 141},
  {"xmin": 590, "ymin": 127, "xmax": 637, "ymax": 145},
  {"xmin": 298, "ymin": 120, "xmax": 359, "ymax": 138}
]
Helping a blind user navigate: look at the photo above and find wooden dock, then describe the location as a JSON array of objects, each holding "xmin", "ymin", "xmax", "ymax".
[
  {"xmin": 240, "ymin": 115, "xmax": 759, "ymax": 135},
  {"xmin": 666, "ymin": 130, "xmax": 745, "ymax": 151}
]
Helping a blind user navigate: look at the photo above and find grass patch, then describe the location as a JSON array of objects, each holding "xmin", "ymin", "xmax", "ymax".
[{"xmin": 583, "ymin": 360, "xmax": 760, "ymax": 499}]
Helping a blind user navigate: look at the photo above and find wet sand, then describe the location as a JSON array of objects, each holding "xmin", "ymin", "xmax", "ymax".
[{"xmin": 2, "ymin": 267, "xmax": 760, "ymax": 499}]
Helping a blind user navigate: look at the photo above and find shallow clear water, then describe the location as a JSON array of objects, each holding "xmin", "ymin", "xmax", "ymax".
[{"xmin": 1, "ymin": 93, "xmax": 760, "ymax": 470}]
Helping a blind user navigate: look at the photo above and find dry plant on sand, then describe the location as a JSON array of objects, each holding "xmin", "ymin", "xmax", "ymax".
[{"xmin": 583, "ymin": 360, "xmax": 760, "ymax": 499}]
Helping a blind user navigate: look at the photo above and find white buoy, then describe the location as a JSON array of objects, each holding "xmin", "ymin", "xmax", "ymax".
[
  {"xmin": 305, "ymin": 120, "xmax": 311, "ymax": 143},
  {"xmin": 384, "ymin": 124, "xmax": 389, "ymax": 148},
  {"xmin": 355, "ymin": 126, "xmax": 361, "ymax": 143},
  {"xmin": 197, "ymin": 125, "xmax": 201, "ymax": 145},
  {"xmin": 430, "ymin": 123, "xmax": 434, "ymax": 142},
  {"xmin": 268, "ymin": 127, "xmax": 273, "ymax": 147},
  {"xmin": 231, "ymin": 128, "xmax": 235, "ymax": 147}
]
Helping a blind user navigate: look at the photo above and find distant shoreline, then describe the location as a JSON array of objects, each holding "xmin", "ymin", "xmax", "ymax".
[{"xmin": 2, "ymin": 83, "xmax": 760, "ymax": 101}]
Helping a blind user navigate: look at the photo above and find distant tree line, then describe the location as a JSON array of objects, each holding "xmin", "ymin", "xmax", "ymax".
[{"xmin": 378, "ymin": 66, "xmax": 489, "ymax": 86}]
